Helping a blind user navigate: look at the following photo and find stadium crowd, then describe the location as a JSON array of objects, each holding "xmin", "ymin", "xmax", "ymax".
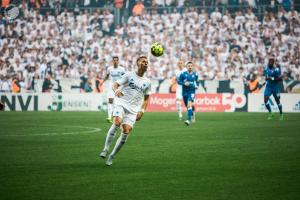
[{"xmin": 0, "ymin": 0, "xmax": 299, "ymax": 93}]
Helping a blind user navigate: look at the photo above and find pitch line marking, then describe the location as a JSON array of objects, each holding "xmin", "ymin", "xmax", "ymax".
[{"xmin": 0, "ymin": 125, "xmax": 102, "ymax": 137}]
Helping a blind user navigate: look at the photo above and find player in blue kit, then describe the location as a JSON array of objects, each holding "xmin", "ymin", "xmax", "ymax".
[
  {"xmin": 178, "ymin": 61, "xmax": 199, "ymax": 126},
  {"xmin": 264, "ymin": 57, "xmax": 283, "ymax": 120}
]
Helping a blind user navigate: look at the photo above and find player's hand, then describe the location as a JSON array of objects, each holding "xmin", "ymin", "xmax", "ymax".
[
  {"xmin": 184, "ymin": 81, "xmax": 190, "ymax": 86},
  {"xmin": 136, "ymin": 111, "xmax": 144, "ymax": 121},
  {"xmin": 115, "ymin": 89, "xmax": 124, "ymax": 97}
]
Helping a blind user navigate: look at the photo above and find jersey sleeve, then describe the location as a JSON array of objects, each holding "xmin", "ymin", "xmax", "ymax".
[
  {"xmin": 177, "ymin": 72, "xmax": 185, "ymax": 85},
  {"xmin": 107, "ymin": 67, "xmax": 111, "ymax": 75},
  {"xmin": 275, "ymin": 66, "xmax": 281, "ymax": 78},
  {"xmin": 263, "ymin": 66, "xmax": 268, "ymax": 77},
  {"xmin": 116, "ymin": 72, "xmax": 129, "ymax": 85},
  {"xmin": 144, "ymin": 81, "xmax": 151, "ymax": 95},
  {"xmin": 175, "ymin": 71, "xmax": 181, "ymax": 83},
  {"xmin": 121, "ymin": 67, "xmax": 126, "ymax": 76}
]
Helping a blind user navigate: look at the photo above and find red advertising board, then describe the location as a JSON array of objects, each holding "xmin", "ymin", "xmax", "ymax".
[{"xmin": 147, "ymin": 93, "xmax": 247, "ymax": 112}]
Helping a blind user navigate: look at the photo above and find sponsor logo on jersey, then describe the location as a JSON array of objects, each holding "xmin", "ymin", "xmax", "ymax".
[{"xmin": 129, "ymin": 80, "xmax": 147, "ymax": 92}]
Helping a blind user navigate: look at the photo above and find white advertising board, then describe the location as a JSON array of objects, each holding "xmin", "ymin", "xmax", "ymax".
[{"xmin": 248, "ymin": 94, "xmax": 300, "ymax": 112}]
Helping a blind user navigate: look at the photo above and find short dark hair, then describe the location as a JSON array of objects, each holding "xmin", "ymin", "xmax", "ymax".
[
  {"xmin": 112, "ymin": 56, "xmax": 119, "ymax": 60},
  {"xmin": 269, "ymin": 57, "xmax": 275, "ymax": 61},
  {"xmin": 185, "ymin": 61, "xmax": 193, "ymax": 66},
  {"xmin": 136, "ymin": 55, "xmax": 147, "ymax": 64}
]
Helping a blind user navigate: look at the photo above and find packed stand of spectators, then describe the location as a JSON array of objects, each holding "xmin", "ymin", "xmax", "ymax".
[
  {"xmin": 0, "ymin": 2, "xmax": 114, "ymax": 93},
  {"xmin": 0, "ymin": 0, "xmax": 300, "ymax": 93}
]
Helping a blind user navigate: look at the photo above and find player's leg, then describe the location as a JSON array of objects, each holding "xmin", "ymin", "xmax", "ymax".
[
  {"xmin": 185, "ymin": 93, "xmax": 195, "ymax": 125},
  {"xmin": 185, "ymin": 101, "xmax": 193, "ymax": 126},
  {"xmin": 106, "ymin": 124, "xmax": 131, "ymax": 166},
  {"xmin": 264, "ymin": 87, "xmax": 274, "ymax": 119},
  {"xmin": 106, "ymin": 112, "xmax": 135, "ymax": 166},
  {"xmin": 183, "ymin": 95, "xmax": 188, "ymax": 124},
  {"xmin": 272, "ymin": 91, "xmax": 283, "ymax": 120},
  {"xmin": 192, "ymin": 105, "xmax": 196, "ymax": 123},
  {"xmin": 106, "ymin": 98, "xmax": 114, "ymax": 122},
  {"xmin": 176, "ymin": 98, "xmax": 183, "ymax": 120},
  {"xmin": 100, "ymin": 106, "xmax": 124, "ymax": 158},
  {"xmin": 176, "ymin": 90, "xmax": 183, "ymax": 120}
]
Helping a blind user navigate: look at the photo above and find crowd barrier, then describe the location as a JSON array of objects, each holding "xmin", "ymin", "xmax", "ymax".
[{"xmin": 1, "ymin": 93, "xmax": 299, "ymax": 112}]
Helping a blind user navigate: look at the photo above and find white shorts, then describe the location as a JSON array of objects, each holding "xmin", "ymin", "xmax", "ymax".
[
  {"xmin": 176, "ymin": 90, "xmax": 182, "ymax": 100},
  {"xmin": 113, "ymin": 105, "xmax": 137, "ymax": 127},
  {"xmin": 107, "ymin": 87, "xmax": 115, "ymax": 99}
]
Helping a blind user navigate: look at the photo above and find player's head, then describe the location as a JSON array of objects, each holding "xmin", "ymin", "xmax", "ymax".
[
  {"xmin": 47, "ymin": 72, "xmax": 53, "ymax": 79},
  {"xmin": 136, "ymin": 56, "xmax": 148, "ymax": 73},
  {"xmin": 186, "ymin": 61, "xmax": 194, "ymax": 72},
  {"xmin": 112, "ymin": 56, "xmax": 119, "ymax": 68},
  {"xmin": 178, "ymin": 60, "xmax": 184, "ymax": 70},
  {"xmin": 268, "ymin": 57, "xmax": 275, "ymax": 67}
]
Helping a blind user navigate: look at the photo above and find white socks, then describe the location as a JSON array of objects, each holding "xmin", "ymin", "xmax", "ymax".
[
  {"xmin": 107, "ymin": 103, "xmax": 113, "ymax": 119},
  {"xmin": 176, "ymin": 100, "xmax": 182, "ymax": 119},
  {"xmin": 110, "ymin": 133, "xmax": 128, "ymax": 158},
  {"xmin": 103, "ymin": 124, "xmax": 119, "ymax": 151}
]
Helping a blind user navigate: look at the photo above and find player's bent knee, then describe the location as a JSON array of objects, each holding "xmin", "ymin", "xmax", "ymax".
[
  {"xmin": 122, "ymin": 124, "xmax": 132, "ymax": 134},
  {"xmin": 113, "ymin": 117, "xmax": 122, "ymax": 127}
]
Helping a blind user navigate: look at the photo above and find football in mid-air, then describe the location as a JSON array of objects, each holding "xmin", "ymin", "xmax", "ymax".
[{"xmin": 151, "ymin": 42, "xmax": 164, "ymax": 57}]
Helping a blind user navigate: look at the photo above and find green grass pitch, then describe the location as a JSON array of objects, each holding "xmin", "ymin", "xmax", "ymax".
[{"xmin": 0, "ymin": 112, "xmax": 299, "ymax": 200}]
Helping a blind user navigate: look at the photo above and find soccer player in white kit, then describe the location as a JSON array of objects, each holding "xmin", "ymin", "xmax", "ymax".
[
  {"xmin": 99, "ymin": 56, "xmax": 151, "ymax": 166},
  {"xmin": 175, "ymin": 60, "xmax": 186, "ymax": 120},
  {"xmin": 103, "ymin": 56, "xmax": 126, "ymax": 123}
]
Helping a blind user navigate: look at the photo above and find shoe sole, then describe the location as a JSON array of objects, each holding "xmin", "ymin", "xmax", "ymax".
[{"xmin": 99, "ymin": 151, "xmax": 107, "ymax": 159}]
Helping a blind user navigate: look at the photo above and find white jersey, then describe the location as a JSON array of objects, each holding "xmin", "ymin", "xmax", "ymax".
[
  {"xmin": 115, "ymin": 72, "xmax": 151, "ymax": 113},
  {"xmin": 107, "ymin": 66, "xmax": 126, "ymax": 86},
  {"xmin": 175, "ymin": 68, "xmax": 186, "ymax": 98}
]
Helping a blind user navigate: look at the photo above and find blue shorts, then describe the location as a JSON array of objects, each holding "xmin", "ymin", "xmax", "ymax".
[
  {"xmin": 264, "ymin": 86, "xmax": 279, "ymax": 98},
  {"xmin": 183, "ymin": 93, "xmax": 195, "ymax": 107}
]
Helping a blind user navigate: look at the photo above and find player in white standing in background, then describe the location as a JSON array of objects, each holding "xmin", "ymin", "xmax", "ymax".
[
  {"xmin": 103, "ymin": 56, "xmax": 126, "ymax": 123},
  {"xmin": 175, "ymin": 60, "xmax": 186, "ymax": 120},
  {"xmin": 99, "ymin": 56, "xmax": 151, "ymax": 166}
]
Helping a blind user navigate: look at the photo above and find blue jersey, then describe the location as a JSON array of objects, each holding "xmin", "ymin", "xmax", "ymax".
[
  {"xmin": 264, "ymin": 65, "xmax": 281, "ymax": 88},
  {"xmin": 264, "ymin": 65, "xmax": 281, "ymax": 97},
  {"xmin": 178, "ymin": 71, "xmax": 199, "ymax": 95}
]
